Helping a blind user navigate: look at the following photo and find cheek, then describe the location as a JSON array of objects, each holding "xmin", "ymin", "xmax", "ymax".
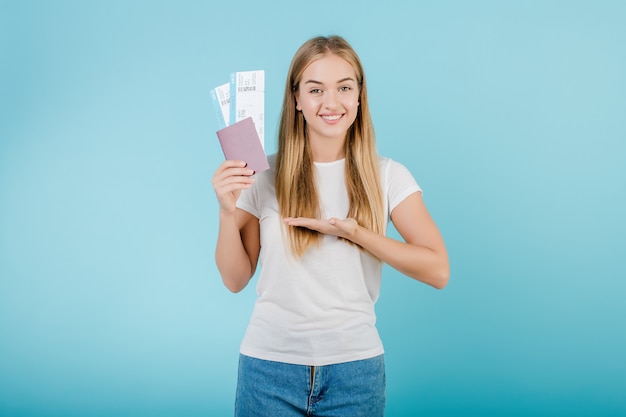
[
  {"xmin": 300, "ymin": 98, "xmax": 320, "ymax": 115},
  {"xmin": 346, "ymin": 97, "xmax": 359, "ymax": 110}
]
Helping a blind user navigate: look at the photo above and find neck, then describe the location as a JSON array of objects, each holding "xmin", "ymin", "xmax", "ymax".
[{"xmin": 309, "ymin": 135, "xmax": 346, "ymax": 163}]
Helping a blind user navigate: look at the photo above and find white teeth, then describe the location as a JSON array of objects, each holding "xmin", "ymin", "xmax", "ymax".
[{"xmin": 322, "ymin": 115, "xmax": 341, "ymax": 121}]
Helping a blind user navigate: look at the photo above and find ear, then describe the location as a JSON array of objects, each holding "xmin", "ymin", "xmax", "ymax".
[{"xmin": 293, "ymin": 91, "xmax": 302, "ymax": 111}]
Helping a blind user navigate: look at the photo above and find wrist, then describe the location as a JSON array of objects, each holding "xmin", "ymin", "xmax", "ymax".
[
  {"xmin": 349, "ymin": 222, "xmax": 364, "ymax": 244},
  {"xmin": 219, "ymin": 208, "xmax": 237, "ymax": 220}
]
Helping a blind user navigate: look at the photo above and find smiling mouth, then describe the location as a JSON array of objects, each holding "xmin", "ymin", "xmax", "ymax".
[{"xmin": 321, "ymin": 115, "xmax": 342, "ymax": 121}]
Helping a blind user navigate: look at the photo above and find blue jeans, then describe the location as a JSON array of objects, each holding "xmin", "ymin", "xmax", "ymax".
[{"xmin": 235, "ymin": 354, "xmax": 386, "ymax": 417}]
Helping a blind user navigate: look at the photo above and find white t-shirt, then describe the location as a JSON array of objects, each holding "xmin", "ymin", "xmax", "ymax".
[{"xmin": 236, "ymin": 154, "xmax": 421, "ymax": 366}]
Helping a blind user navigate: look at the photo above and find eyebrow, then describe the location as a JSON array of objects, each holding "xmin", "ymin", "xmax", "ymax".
[{"xmin": 303, "ymin": 77, "xmax": 356, "ymax": 85}]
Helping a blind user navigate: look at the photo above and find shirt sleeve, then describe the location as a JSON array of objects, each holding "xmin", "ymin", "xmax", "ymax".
[{"xmin": 383, "ymin": 158, "xmax": 422, "ymax": 214}]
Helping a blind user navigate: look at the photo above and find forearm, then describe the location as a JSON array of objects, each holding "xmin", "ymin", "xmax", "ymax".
[
  {"xmin": 353, "ymin": 226, "xmax": 449, "ymax": 289},
  {"xmin": 215, "ymin": 212, "xmax": 255, "ymax": 292}
]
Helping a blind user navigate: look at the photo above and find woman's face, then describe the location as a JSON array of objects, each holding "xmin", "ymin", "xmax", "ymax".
[{"xmin": 295, "ymin": 54, "xmax": 360, "ymax": 143}]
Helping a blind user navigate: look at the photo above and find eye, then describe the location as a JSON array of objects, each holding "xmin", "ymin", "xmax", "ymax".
[
  {"xmin": 339, "ymin": 86, "xmax": 352, "ymax": 93},
  {"xmin": 309, "ymin": 88, "xmax": 323, "ymax": 95}
]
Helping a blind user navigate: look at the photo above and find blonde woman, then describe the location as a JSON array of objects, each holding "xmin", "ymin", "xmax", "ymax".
[{"xmin": 212, "ymin": 35, "xmax": 449, "ymax": 417}]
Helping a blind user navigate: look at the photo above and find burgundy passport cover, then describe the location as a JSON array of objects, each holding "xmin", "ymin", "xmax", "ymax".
[{"xmin": 216, "ymin": 117, "xmax": 269, "ymax": 173}]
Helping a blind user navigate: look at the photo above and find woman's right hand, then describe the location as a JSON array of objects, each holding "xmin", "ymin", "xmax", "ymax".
[{"xmin": 211, "ymin": 160, "xmax": 255, "ymax": 214}]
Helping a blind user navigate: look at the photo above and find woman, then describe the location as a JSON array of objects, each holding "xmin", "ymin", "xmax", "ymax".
[{"xmin": 212, "ymin": 35, "xmax": 449, "ymax": 417}]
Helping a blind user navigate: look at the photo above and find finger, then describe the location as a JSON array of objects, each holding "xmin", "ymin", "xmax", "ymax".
[
  {"xmin": 212, "ymin": 168, "xmax": 255, "ymax": 188},
  {"xmin": 214, "ymin": 165, "xmax": 255, "ymax": 179},
  {"xmin": 283, "ymin": 217, "xmax": 311, "ymax": 225},
  {"xmin": 283, "ymin": 218, "xmax": 327, "ymax": 232},
  {"xmin": 218, "ymin": 173, "xmax": 256, "ymax": 186},
  {"xmin": 213, "ymin": 160, "xmax": 249, "ymax": 177},
  {"xmin": 221, "ymin": 160, "xmax": 248, "ymax": 169},
  {"xmin": 215, "ymin": 178, "xmax": 255, "ymax": 195}
]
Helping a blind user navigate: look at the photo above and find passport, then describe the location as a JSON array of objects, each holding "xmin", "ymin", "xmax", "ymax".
[{"xmin": 216, "ymin": 117, "xmax": 269, "ymax": 173}]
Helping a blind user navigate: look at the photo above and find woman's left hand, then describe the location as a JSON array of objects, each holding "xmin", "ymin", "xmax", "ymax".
[{"xmin": 283, "ymin": 217, "xmax": 359, "ymax": 241}]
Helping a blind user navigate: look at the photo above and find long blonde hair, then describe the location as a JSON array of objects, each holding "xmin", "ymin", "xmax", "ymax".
[{"xmin": 275, "ymin": 35, "xmax": 385, "ymax": 257}]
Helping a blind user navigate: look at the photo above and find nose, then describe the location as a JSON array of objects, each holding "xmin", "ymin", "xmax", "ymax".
[{"xmin": 323, "ymin": 89, "xmax": 339, "ymax": 109}]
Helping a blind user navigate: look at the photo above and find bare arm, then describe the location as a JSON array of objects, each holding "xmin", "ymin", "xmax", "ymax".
[
  {"xmin": 283, "ymin": 192, "xmax": 449, "ymax": 289},
  {"xmin": 367, "ymin": 191, "xmax": 449, "ymax": 288},
  {"xmin": 212, "ymin": 160, "xmax": 261, "ymax": 293}
]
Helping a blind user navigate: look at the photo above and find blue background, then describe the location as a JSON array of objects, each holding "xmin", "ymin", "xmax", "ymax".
[{"xmin": 1, "ymin": 1, "xmax": 625, "ymax": 416}]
